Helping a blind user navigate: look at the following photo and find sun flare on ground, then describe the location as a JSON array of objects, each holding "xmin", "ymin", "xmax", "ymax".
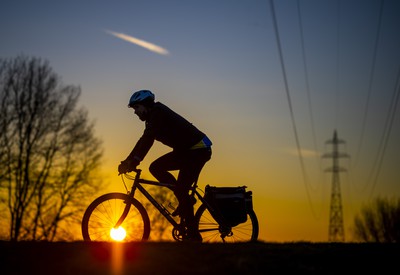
[{"xmin": 110, "ymin": 227, "xmax": 127, "ymax": 242}]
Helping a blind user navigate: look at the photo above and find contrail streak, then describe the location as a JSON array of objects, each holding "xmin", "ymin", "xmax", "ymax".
[{"xmin": 105, "ymin": 30, "xmax": 169, "ymax": 56}]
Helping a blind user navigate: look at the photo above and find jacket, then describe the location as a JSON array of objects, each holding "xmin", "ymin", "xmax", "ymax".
[{"xmin": 127, "ymin": 102, "xmax": 209, "ymax": 162}]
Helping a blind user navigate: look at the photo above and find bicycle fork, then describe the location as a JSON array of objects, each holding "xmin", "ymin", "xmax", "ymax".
[
  {"xmin": 114, "ymin": 176, "xmax": 139, "ymax": 228},
  {"xmin": 114, "ymin": 200, "xmax": 131, "ymax": 228}
]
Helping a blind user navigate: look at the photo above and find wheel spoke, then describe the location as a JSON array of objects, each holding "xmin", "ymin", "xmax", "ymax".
[
  {"xmin": 82, "ymin": 193, "xmax": 150, "ymax": 242},
  {"xmin": 195, "ymin": 203, "xmax": 258, "ymax": 243}
]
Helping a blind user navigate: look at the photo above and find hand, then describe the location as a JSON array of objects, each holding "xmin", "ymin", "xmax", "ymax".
[
  {"xmin": 118, "ymin": 162, "xmax": 127, "ymax": 175},
  {"xmin": 118, "ymin": 159, "xmax": 138, "ymax": 174}
]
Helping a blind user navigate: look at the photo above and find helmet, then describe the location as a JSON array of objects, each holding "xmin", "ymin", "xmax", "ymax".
[{"xmin": 128, "ymin": 90, "xmax": 155, "ymax": 107}]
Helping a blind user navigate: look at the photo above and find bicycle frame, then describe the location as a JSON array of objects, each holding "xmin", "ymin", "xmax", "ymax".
[
  {"xmin": 114, "ymin": 168, "xmax": 241, "ymax": 243},
  {"xmin": 116, "ymin": 169, "xmax": 208, "ymax": 231},
  {"xmin": 134, "ymin": 170, "xmax": 180, "ymax": 228}
]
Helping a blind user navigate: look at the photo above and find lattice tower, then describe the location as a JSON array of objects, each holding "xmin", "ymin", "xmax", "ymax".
[{"xmin": 323, "ymin": 130, "xmax": 349, "ymax": 242}]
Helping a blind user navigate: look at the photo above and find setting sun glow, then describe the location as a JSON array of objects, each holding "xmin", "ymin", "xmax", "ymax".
[{"xmin": 110, "ymin": 227, "xmax": 127, "ymax": 241}]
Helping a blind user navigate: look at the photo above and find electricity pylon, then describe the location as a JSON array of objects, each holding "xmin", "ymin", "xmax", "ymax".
[{"xmin": 323, "ymin": 130, "xmax": 348, "ymax": 242}]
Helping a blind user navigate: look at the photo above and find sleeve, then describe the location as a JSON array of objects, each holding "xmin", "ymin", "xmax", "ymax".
[
  {"xmin": 126, "ymin": 132, "xmax": 154, "ymax": 162},
  {"xmin": 125, "ymin": 112, "xmax": 160, "ymax": 162}
]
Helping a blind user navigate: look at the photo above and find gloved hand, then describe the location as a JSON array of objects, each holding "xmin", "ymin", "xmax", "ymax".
[{"xmin": 118, "ymin": 159, "xmax": 139, "ymax": 174}]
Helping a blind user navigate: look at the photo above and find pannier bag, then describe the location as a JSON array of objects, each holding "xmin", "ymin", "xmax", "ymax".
[{"xmin": 204, "ymin": 185, "xmax": 253, "ymax": 227}]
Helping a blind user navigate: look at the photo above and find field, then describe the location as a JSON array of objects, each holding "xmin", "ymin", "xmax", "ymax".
[{"xmin": 1, "ymin": 241, "xmax": 399, "ymax": 274}]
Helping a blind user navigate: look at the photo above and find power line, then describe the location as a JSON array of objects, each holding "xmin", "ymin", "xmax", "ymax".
[
  {"xmin": 353, "ymin": 0, "xmax": 385, "ymax": 168},
  {"xmin": 368, "ymin": 64, "xmax": 400, "ymax": 198},
  {"xmin": 296, "ymin": 0, "xmax": 320, "ymax": 175},
  {"xmin": 334, "ymin": 0, "xmax": 341, "ymax": 129},
  {"xmin": 269, "ymin": 0, "xmax": 319, "ymax": 219}
]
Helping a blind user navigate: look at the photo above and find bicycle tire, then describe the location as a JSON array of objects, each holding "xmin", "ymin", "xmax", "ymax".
[
  {"xmin": 82, "ymin": 193, "xmax": 150, "ymax": 241},
  {"xmin": 195, "ymin": 203, "xmax": 259, "ymax": 243}
]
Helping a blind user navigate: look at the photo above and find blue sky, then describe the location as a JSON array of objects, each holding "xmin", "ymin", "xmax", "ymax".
[{"xmin": 1, "ymin": 0, "xmax": 399, "ymax": 242}]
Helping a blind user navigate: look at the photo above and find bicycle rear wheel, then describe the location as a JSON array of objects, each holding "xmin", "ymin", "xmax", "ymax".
[
  {"xmin": 195, "ymin": 203, "xmax": 259, "ymax": 243},
  {"xmin": 82, "ymin": 193, "xmax": 150, "ymax": 241}
]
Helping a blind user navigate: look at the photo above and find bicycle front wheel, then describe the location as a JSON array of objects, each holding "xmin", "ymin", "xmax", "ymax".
[
  {"xmin": 195, "ymin": 203, "xmax": 259, "ymax": 243},
  {"xmin": 82, "ymin": 193, "xmax": 150, "ymax": 241}
]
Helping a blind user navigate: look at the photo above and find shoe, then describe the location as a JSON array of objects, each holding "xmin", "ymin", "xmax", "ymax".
[
  {"xmin": 189, "ymin": 232, "xmax": 202, "ymax": 242},
  {"xmin": 185, "ymin": 231, "xmax": 203, "ymax": 242},
  {"xmin": 171, "ymin": 197, "xmax": 196, "ymax": 217}
]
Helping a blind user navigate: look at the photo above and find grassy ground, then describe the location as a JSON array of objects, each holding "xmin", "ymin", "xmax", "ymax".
[{"xmin": 0, "ymin": 241, "xmax": 399, "ymax": 274}]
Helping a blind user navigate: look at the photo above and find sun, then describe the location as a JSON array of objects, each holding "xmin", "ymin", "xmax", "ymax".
[{"xmin": 110, "ymin": 227, "xmax": 127, "ymax": 241}]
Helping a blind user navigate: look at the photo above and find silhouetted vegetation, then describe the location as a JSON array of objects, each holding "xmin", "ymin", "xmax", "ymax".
[
  {"xmin": 0, "ymin": 55, "xmax": 103, "ymax": 241},
  {"xmin": 352, "ymin": 197, "xmax": 400, "ymax": 243}
]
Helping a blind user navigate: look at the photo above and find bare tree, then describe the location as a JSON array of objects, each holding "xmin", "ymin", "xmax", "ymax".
[
  {"xmin": 0, "ymin": 55, "xmax": 103, "ymax": 241},
  {"xmin": 352, "ymin": 197, "xmax": 400, "ymax": 243}
]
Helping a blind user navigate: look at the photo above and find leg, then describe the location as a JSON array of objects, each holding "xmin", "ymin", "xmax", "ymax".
[
  {"xmin": 149, "ymin": 151, "xmax": 180, "ymax": 186},
  {"xmin": 175, "ymin": 148, "xmax": 212, "ymax": 240},
  {"xmin": 174, "ymin": 148, "xmax": 211, "ymax": 207},
  {"xmin": 150, "ymin": 148, "xmax": 212, "ymax": 241}
]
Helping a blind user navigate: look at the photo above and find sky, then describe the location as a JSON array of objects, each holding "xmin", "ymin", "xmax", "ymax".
[{"xmin": 1, "ymin": 0, "xmax": 399, "ymax": 242}]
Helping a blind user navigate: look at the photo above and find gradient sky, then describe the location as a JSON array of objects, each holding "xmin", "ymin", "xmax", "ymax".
[{"xmin": 1, "ymin": 0, "xmax": 399, "ymax": 242}]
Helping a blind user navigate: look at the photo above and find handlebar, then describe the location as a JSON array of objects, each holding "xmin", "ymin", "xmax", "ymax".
[{"xmin": 118, "ymin": 167, "xmax": 141, "ymax": 176}]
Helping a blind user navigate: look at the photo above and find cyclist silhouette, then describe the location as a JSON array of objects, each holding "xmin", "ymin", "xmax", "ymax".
[{"xmin": 118, "ymin": 90, "xmax": 212, "ymax": 241}]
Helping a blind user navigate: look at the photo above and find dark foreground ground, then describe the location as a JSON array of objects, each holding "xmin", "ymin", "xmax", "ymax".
[{"xmin": 0, "ymin": 241, "xmax": 399, "ymax": 274}]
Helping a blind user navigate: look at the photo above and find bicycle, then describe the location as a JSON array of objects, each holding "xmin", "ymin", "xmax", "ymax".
[{"xmin": 81, "ymin": 168, "xmax": 259, "ymax": 243}]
